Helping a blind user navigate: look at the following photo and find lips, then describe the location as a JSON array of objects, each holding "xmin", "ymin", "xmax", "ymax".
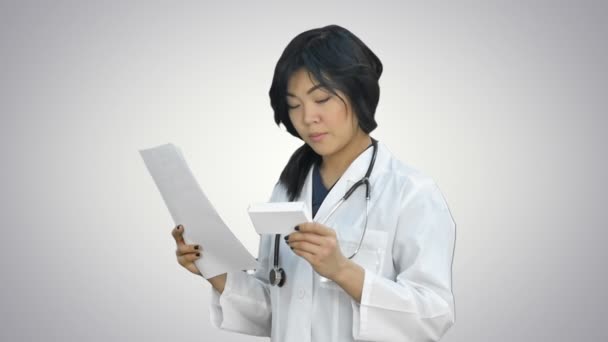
[{"xmin": 309, "ymin": 133, "xmax": 327, "ymax": 142}]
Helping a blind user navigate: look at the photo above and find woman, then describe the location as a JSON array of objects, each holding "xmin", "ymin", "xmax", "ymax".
[{"xmin": 172, "ymin": 24, "xmax": 456, "ymax": 341}]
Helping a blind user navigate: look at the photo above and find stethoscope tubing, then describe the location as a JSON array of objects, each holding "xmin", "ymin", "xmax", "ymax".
[{"xmin": 270, "ymin": 138, "xmax": 378, "ymax": 287}]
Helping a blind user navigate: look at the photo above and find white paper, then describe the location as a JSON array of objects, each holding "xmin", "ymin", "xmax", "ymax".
[
  {"xmin": 248, "ymin": 202, "xmax": 312, "ymax": 235},
  {"xmin": 139, "ymin": 143, "xmax": 257, "ymax": 279}
]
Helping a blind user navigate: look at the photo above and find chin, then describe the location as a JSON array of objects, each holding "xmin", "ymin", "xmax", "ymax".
[{"xmin": 308, "ymin": 142, "xmax": 335, "ymax": 157}]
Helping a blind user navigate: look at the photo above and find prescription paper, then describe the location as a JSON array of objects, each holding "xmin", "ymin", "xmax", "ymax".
[
  {"xmin": 248, "ymin": 202, "xmax": 312, "ymax": 235},
  {"xmin": 139, "ymin": 143, "xmax": 257, "ymax": 279}
]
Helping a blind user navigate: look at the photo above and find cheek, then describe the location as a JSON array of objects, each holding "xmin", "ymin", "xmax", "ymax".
[
  {"xmin": 326, "ymin": 106, "xmax": 350, "ymax": 131},
  {"xmin": 288, "ymin": 111, "xmax": 299, "ymax": 125}
]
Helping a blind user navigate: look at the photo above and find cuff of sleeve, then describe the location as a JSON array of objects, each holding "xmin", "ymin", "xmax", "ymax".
[
  {"xmin": 351, "ymin": 269, "xmax": 455, "ymax": 341},
  {"xmin": 209, "ymin": 272, "xmax": 236, "ymax": 328},
  {"xmin": 208, "ymin": 271, "xmax": 271, "ymax": 336},
  {"xmin": 351, "ymin": 267, "xmax": 376, "ymax": 339},
  {"xmin": 209, "ymin": 271, "xmax": 241, "ymax": 328},
  {"xmin": 209, "ymin": 285, "xmax": 223, "ymax": 328}
]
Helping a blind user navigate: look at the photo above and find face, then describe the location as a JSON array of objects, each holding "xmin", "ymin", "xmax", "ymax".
[{"xmin": 286, "ymin": 68, "xmax": 361, "ymax": 157}]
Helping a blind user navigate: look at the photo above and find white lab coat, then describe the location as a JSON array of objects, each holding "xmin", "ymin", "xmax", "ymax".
[{"xmin": 209, "ymin": 140, "xmax": 456, "ymax": 341}]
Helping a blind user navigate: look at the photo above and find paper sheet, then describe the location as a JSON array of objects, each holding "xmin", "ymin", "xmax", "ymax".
[
  {"xmin": 248, "ymin": 202, "xmax": 311, "ymax": 235},
  {"xmin": 139, "ymin": 143, "xmax": 257, "ymax": 279}
]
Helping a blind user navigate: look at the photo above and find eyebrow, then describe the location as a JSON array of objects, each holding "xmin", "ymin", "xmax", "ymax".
[{"xmin": 286, "ymin": 84, "xmax": 324, "ymax": 97}]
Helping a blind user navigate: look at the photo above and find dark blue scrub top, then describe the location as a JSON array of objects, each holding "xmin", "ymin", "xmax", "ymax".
[
  {"xmin": 312, "ymin": 163, "xmax": 336, "ymax": 218},
  {"xmin": 310, "ymin": 140, "xmax": 374, "ymax": 219}
]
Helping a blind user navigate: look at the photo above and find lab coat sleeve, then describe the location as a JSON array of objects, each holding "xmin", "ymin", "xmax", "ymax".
[
  {"xmin": 351, "ymin": 179, "xmax": 456, "ymax": 341},
  {"xmin": 208, "ymin": 183, "xmax": 284, "ymax": 336},
  {"xmin": 208, "ymin": 236, "xmax": 273, "ymax": 336}
]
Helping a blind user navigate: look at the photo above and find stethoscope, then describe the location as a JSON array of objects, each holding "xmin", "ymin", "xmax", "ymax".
[{"xmin": 269, "ymin": 138, "xmax": 378, "ymax": 287}]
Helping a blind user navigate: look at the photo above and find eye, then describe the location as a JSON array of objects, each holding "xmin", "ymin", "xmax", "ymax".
[{"xmin": 287, "ymin": 96, "xmax": 331, "ymax": 110}]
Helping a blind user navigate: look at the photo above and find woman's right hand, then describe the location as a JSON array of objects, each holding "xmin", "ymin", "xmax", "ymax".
[{"xmin": 172, "ymin": 224, "xmax": 202, "ymax": 276}]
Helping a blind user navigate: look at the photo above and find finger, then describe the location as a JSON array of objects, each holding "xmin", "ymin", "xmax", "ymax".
[
  {"xmin": 172, "ymin": 224, "xmax": 186, "ymax": 245},
  {"xmin": 176, "ymin": 243, "xmax": 202, "ymax": 256},
  {"xmin": 285, "ymin": 232, "xmax": 324, "ymax": 246},
  {"xmin": 297, "ymin": 222, "xmax": 335, "ymax": 237},
  {"xmin": 291, "ymin": 247, "xmax": 316, "ymax": 265},
  {"xmin": 290, "ymin": 241, "xmax": 322, "ymax": 255},
  {"xmin": 178, "ymin": 251, "xmax": 201, "ymax": 263}
]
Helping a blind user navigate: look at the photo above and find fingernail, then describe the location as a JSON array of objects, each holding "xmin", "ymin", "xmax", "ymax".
[
  {"xmin": 294, "ymin": 226, "xmax": 299, "ymax": 231},
  {"xmin": 196, "ymin": 253, "xmax": 200, "ymax": 257},
  {"xmin": 194, "ymin": 245, "xmax": 199, "ymax": 250}
]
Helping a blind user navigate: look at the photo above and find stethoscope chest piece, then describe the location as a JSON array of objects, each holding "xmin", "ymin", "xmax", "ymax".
[{"xmin": 269, "ymin": 267, "xmax": 286, "ymax": 287}]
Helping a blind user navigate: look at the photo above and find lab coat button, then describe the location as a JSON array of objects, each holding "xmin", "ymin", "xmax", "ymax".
[{"xmin": 298, "ymin": 288, "xmax": 305, "ymax": 299}]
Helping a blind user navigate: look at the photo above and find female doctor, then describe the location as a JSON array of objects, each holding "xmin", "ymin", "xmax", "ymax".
[{"xmin": 172, "ymin": 24, "xmax": 456, "ymax": 341}]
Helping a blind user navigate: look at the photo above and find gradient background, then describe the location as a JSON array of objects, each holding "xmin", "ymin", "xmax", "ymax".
[{"xmin": 1, "ymin": 1, "xmax": 606, "ymax": 341}]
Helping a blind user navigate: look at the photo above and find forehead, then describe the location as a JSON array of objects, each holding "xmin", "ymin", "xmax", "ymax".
[{"xmin": 286, "ymin": 69, "xmax": 324, "ymax": 96}]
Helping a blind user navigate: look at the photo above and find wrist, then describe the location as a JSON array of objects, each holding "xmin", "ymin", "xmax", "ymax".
[
  {"xmin": 207, "ymin": 273, "xmax": 227, "ymax": 293},
  {"xmin": 332, "ymin": 259, "xmax": 362, "ymax": 284}
]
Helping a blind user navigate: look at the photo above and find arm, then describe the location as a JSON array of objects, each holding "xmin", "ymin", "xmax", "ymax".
[
  {"xmin": 208, "ymin": 234, "xmax": 273, "ymax": 337},
  {"xmin": 208, "ymin": 182, "xmax": 285, "ymax": 336},
  {"xmin": 333, "ymin": 259, "xmax": 365, "ymax": 303},
  {"xmin": 351, "ymin": 180, "xmax": 456, "ymax": 341}
]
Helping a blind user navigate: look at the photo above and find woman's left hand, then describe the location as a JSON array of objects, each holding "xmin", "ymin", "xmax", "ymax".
[{"xmin": 285, "ymin": 222, "xmax": 348, "ymax": 281}]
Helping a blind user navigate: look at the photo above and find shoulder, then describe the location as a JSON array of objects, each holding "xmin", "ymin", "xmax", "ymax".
[
  {"xmin": 375, "ymin": 142, "xmax": 449, "ymax": 211},
  {"xmin": 374, "ymin": 141, "xmax": 436, "ymax": 190}
]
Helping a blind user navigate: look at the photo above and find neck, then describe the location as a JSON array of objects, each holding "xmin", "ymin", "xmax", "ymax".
[{"xmin": 321, "ymin": 131, "xmax": 372, "ymax": 178}]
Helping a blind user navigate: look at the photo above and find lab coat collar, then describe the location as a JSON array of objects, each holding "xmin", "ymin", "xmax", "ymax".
[{"xmin": 300, "ymin": 139, "xmax": 386, "ymax": 224}]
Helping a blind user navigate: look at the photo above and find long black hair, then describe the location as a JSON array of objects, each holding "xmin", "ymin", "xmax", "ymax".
[{"xmin": 268, "ymin": 24, "xmax": 383, "ymax": 201}]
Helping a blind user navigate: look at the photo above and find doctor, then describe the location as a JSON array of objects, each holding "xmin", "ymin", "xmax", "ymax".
[{"xmin": 172, "ymin": 24, "xmax": 456, "ymax": 341}]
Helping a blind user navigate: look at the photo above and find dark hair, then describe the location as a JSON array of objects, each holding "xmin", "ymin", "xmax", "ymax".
[{"xmin": 268, "ymin": 24, "xmax": 383, "ymax": 201}]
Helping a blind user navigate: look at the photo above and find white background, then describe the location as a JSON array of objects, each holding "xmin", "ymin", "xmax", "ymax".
[{"xmin": 1, "ymin": 1, "xmax": 606, "ymax": 341}]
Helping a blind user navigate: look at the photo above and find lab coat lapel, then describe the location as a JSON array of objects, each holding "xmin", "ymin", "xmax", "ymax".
[
  {"xmin": 311, "ymin": 144, "xmax": 376, "ymax": 226},
  {"xmin": 299, "ymin": 166, "xmax": 314, "ymax": 220}
]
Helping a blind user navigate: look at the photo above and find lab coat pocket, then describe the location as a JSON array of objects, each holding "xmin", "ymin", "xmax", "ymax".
[{"xmin": 320, "ymin": 229, "xmax": 388, "ymax": 291}]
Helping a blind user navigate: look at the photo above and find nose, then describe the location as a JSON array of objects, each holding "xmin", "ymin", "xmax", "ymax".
[{"xmin": 302, "ymin": 104, "xmax": 321, "ymax": 125}]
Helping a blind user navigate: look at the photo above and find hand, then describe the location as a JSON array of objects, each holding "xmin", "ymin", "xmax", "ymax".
[
  {"xmin": 172, "ymin": 224, "xmax": 202, "ymax": 276},
  {"xmin": 285, "ymin": 222, "xmax": 349, "ymax": 281}
]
